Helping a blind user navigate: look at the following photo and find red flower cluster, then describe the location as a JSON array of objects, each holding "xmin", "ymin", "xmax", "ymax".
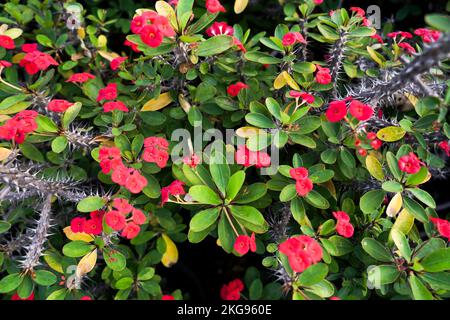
[
  {"xmin": 206, "ymin": 22, "xmax": 234, "ymax": 37},
  {"xmin": 206, "ymin": 0, "xmax": 226, "ymax": 13},
  {"xmin": 234, "ymin": 233, "xmax": 256, "ymax": 255},
  {"xmin": 66, "ymin": 72, "xmax": 95, "ymax": 83},
  {"xmin": 0, "ymin": 110, "xmax": 38, "ymax": 144},
  {"xmin": 371, "ymin": 34, "xmax": 384, "ymax": 44},
  {"xmin": 387, "ymin": 31, "xmax": 413, "ymax": 39},
  {"xmin": 124, "ymin": 39, "xmax": 141, "ymax": 52},
  {"xmin": 355, "ymin": 131, "xmax": 382, "ymax": 156},
  {"xmin": 11, "ymin": 291, "xmax": 34, "ymax": 300},
  {"xmin": 325, "ymin": 98, "xmax": 373, "ymax": 122},
  {"xmin": 414, "ymin": 28, "xmax": 441, "ymax": 43},
  {"xmin": 289, "ymin": 91, "xmax": 315, "ymax": 104},
  {"xmin": 289, "ymin": 167, "xmax": 313, "ymax": 197},
  {"xmin": 142, "ymin": 136, "xmax": 169, "ymax": 168},
  {"xmin": 183, "ymin": 153, "xmax": 200, "ymax": 168},
  {"xmin": 235, "ymin": 145, "xmax": 271, "ymax": 168},
  {"xmin": 19, "ymin": 48, "xmax": 59, "ymax": 75},
  {"xmin": 398, "ymin": 42, "xmax": 416, "ymax": 55},
  {"xmin": 333, "ymin": 211, "xmax": 354, "ymax": 238},
  {"xmin": 70, "ymin": 211, "xmax": 105, "ymax": 235},
  {"xmin": 430, "ymin": 218, "xmax": 450, "ymax": 240},
  {"xmin": 282, "ymin": 32, "xmax": 306, "ymax": 47},
  {"xmin": 103, "ymin": 101, "xmax": 128, "ymax": 112},
  {"xmin": 0, "ymin": 60, "xmax": 12, "ymax": 68},
  {"xmin": 227, "ymin": 82, "xmax": 249, "ymax": 97},
  {"xmin": 97, "ymin": 83, "xmax": 118, "ymax": 102},
  {"xmin": 47, "ymin": 99, "xmax": 74, "ymax": 113},
  {"xmin": 398, "ymin": 152, "xmax": 422, "ymax": 174},
  {"xmin": 105, "ymin": 198, "xmax": 147, "ymax": 239},
  {"xmin": 438, "ymin": 141, "xmax": 450, "ymax": 156},
  {"xmin": 161, "ymin": 180, "xmax": 186, "ymax": 206},
  {"xmin": 220, "ymin": 279, "xmax": 244, "ymax": 300},
  {"xmin": 162, "ymin": 295, "xmax": 175, "ymax": 300},
  {"xmin": 0, "ymin": 35, "xmax": 15, "ymax": 49},
  {"xmin": 110, "ymin": 56, "xmax": 127, "ymax": 70},
  {"xmin": 99, "ymin": 146, "xmax": 148, "ymax": 193},
  {"xmin": 315, "ymin": 65, "xmax": 331, "ymax": 85},
  {"xmin": 130, "ymin": 11, "xmax": 175, "ymax": 48},
  {"xmin": 279, "ymin": 235, "xmax": 323, "ymax": 273}
]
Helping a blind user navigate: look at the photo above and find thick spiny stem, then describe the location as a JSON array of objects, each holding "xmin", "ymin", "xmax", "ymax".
[{"xmin": 329, "ymin": 29, "xmax": 348, "ymax": 86}]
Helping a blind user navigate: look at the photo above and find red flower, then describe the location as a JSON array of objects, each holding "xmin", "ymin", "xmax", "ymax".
[
  {"xmin": 227, "ymin": 82, "xmax": 249, "ymax": 97},
  {"xmin": 83, "ymin": 219, "xmax": 103, "ymax": 235},
  {"xmin": 325, "ymin": 100, "xmax": 347, "ymax": 122},
  {"xmin": 313, "ymin": 0, "xmax": 323, "ymax": 4},
  {"xmin": 142, "ymin": 136, "xmax": 170, "ymax": 168},
  {"xmin": 125, "ymin": 169, "xmax": 147, "ymax": 194},
  {"xmin": 295, "ymin": 178, "xmax": 313, "ymax": 197},
  {"xmin": 11, "ymin": 292, "xmax": 35, "ymax": 300},
  {"xmin": 358, "ymin": 148, "xmax": 367, "ymax": 157},
  {"xmin": 288, "ymin": 250, "xmax": 312, "ymax": 273},
  {"xmin": 140, "ymin": 24, "xmax": 163, "ymax": 48},
  {"xmin": 282, "ymin": 32, "xmax": 296, "ymax": 46},
  {"xmin": 183, "ymin": 153, "xmax": 200, "ymax": 168},
  {"xmin": 414, "ymin": 28, "xmax": 441, "ymax": 43},
  {"xmin": 387, "ymin": 31, "xmax": 412, "ymax": 39},
  {"xmin": 315, "ymin": 65, "xmax": 332, "ymax": 85},
  {"xmin": 0, "ymin": 60, "xmax": 12, "ymax": 68},
  {"xmin": 103, "ymin": 101, "xmax": 129, "ymax": 112},
  {"xmin": 70, "ymin": 217, "xmax": 86, "ymax": 233},
  {"xmin": 99, "ymin": 147, "xmax": 122, "ymax": 174},
  {"xmin": 162, "ymin": 295, "xmax": 175, "ymax": 300},
  {"xmin": 206, "ymin": 22, "xmax": 234, "ymax": 37},
  {"xmin": 371, "ymin": 34, "xmax": 384, "ymax": 44},
  {"xmin": 233, "ymin": 37, "xmax": 246, "ymax": 52},
  {"xmin": 398, "ymin": 152, "xmax": 422, "ymax": 174},
  {"xmin": 121, "ymin": 222, "xmax": 141, "ymax": 239},
  {"xmin": 350, "ymin": 7, "xmax": 365, "ymax": 17},
  {"xmin": 161, "ymin": 180, "xmax": 186, "ymax": 206},
  {"xmin": 22, "ymin": 43, "xmax": 38, "ymax": 53},
  {"xmin": 0, "ymin": 110, "xmax": 38, "ymax": 144},
  {"xmin": 438, "ymin": 141, "xmax": 450, "ymax": 156},
  {"xmin": 97, "ymin": 83, "xmax": 118, "ymax": 102},
  {"xmin": 430, "ymin": 218, "xmax": 450, "ymax": 240},
  {"xmin": 249, "ymin": 232, "xmax": 256, "ymax": 252},
  {"xmin": 289, "ymin": 167, "xmax": 309, "ymax": 180},
  {"xmin": 124, "ymin": 39, "xmax": 141, "ymax": 52},
  {"xmin": 66, "ymin": 72, "xmax": 95, "ymax": 83},
  {"xmin": 111, "ymin": 164, "xmax": 131, "ymax": 185},
  {"xmin": 110, "ymin": 56, "xmax": 127, "ymax": 70},
  {"xmin": 113, "ymin": 198, "xmax": 133, "ymax": 214},
  {"xmin": 366, "ymin": 132, "xmax": 377, "ymax": 140},
  {"xmin": 234, "ymin": 235, "xmax": 250, "ymax": 255},
  {"xmin": 235, "ymin": 145, "xmax": 270, "ymax": 168},
  {"xmin": 398, "ymin": 42, "xmax": 416, "ymax": 55},
  {"xmin": 0, "ymin": 35, "xmax": 15, "ymax": 49},
  {"xmin": 90, "ymin": 210, "xmax": 105, "ymax": 221},
  {"xmin": 206, "ymin": 0, "xmax": 226, "ymax": 13},
  {"xmin": 330, "ymin": 296, "xmax": 341, "ymax": 300},
  {"xmin": 349, "ymin": 100, "xmax": 373, "ymax": 121},
  {"xmin": 371, "ymin": 139, "xmax": 382, "ymax": 150},
  {"xmin": 336, "ymin": 220, "xmax": 354, "ymax": 238},
  {"xmin": 80, "ymin": 296, "xmax": 92, "ymax": 300},
  {"xmin": 220, "ymin": 279, "xmax": 244, "ymax": 300},
  {"xmin": 105, "ymin": 210, "xmax": 127, "ymax": 231},
  {"xmin": 254, "ymin": 151, "xmax": 271, "ymax": 168},
  {"xmin": 144, "ymin": 136, "xmax": 169, "ymax": 149},
  {"xmin": 132, "ymin": 208, "xmax": 147, "ymax": 225},
  {"xmin": 332, "ymin": 211, "xmax": 350, "ymax": 222},
  {"xmin": 279, "ymin": 235, "xmax": 323, "ymax": 273},
  {"xmin": 47, "ymin": 99, "xmax": 74, "ymax": 113},
  {"xmin": 19, "ymin": 50, "xmax": 59, "ymax": 75}
]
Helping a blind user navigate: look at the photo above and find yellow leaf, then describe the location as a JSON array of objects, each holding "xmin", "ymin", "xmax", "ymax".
[
  {"xmin": 236, "ymin": 126, "xmax": 264, "ymax": 138},
  {"xmin": 98, "ymin": 50, "xmax": 119, "ymax": 61},
  {"xmin": 216, "ymin": 238, "xmax": 222, "ymax": 247},
  {"xmin": 390, "ymin": 208, "xmax": 415, "ymax": 242},
  {"xmin": 404, "ymin": 93, "xmax": 418, "ymax": 107},
  {"xmin": 178, "ymin": 94, "xmax": 191, "ymax": 113},
  {"xmin": 366, "ymin": 154, "xmax": 384, "ymax": 181},
  {"xmin": 63, "ymin": 226, "xmax": 94, "ymax": 242},
  {"xmin": 161, "ymin": 234, "xmax": 178, "ymax": 268},
  {"xmin": 77, "ymin": 28, "xmax": 85, "ymax": 40},
  {"xmin": 0, "ymin": 147, "xmax": 12, "ymax": 161},
  {"xmin": 43, "ymin": 252, "xmax": 64, "ymax": 274},
  {"xmin": 142, "ymin": 92, "xmax": 173, "ymax": 111},
  {"xmin": 3, "ymin": 28, "xmax": 23, "ymax": 39},
  {"xmin": 273, "ymin": 72, "xmax": 287, "ymax": 89},
  {"xmin": 234, "ymin": 0, "xmax": 249, "ymax": 14},
  {"xmin": 386, "ymin": 193, "xmax": 403, "ymax": 217},
  {"xmin": 97, "ymin": 35, "xmax": 107, "ymax": 48},
  {"xmin": 76, "ymin": 249, "xmax": 97, "ymax": 277},
  {"xmin": 12, "ymin": 53, "xmax": 25, "ymax": 64},
  {"xmin": 377, "ymin": 126, "xmax": 406, "ymax": 142},
  {"xmin": 155, "ymin": 1, "xmax": 179, "ymax": 32},
  {"xmin": 367, "ymin": 46, "xmax": 385, "ymax": 67},
  {"xmin": 282, "ymin": 71, "xmax": 300, "ymax": 90}
]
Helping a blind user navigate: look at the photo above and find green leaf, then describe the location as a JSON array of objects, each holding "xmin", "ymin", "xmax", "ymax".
[
  {"xmin": 420, "ymin": 248, "xmax": 450, "ymax": 272},
  {"xmin": 420, "ymin": 273, "xmax": 450, "ymax": 291},
  {"xmin": 189, "ymin": 185, "xmax": 222, "ymax": 205},
  {"xmin": 229, "ymin": 205, "xmax": 268, "ymax": 233},
  {"xmin": 249, "ymin": 279, "xmax": 263, "ymax": 300},
  {"xmin": 327, "ymin": 235, "xmax": 353, "ymax": 256},
  {"xmin": 291, "ymin": 198, "xmax": 311, "ymax": 227},
  {"xmin": 409, "ymin": 274, "xmax": 433, "ymax": 300},
  {"xmin": 77, "ymin": 196, "xmax": 106, "ymax": 212},
  {"xmin": 209, "ymin": 152, "xmax": 230, "ymax": 197},
  {"xmin": 62, "ymin": 102, "xmax": 82, "ymax": 129},
  {"xmin": 234, "ymin": 183, "xmax": 267, "ymax": 204},
  {"xmin": 46, "ymin": 288, "xmax": 67, "ymax": 300},
  {"xmin": 19, "ymin": 142, "xmax": 45, "ymax": 162},
  {"xmin": 62, "ymin": 241, "xmax": 95, "ymax": 258},
  {"xmin": 189, "ymin": 208, "xmax": 220, "ymax": 232},
  {"xmin": 51, "ymin": 136, "xmax": 68, "ymax": 153},
  {"xmin": 406, "ymin": 167, "xmax": 429, "ymax": 186},
  {"xmin": 0, "ymin": 221, "xmax": 11, "ymax": 234},
  {"xmin": 304, "ymin": 190, "xmax": 330, "ymax": 209},
  {"xmin": 360, "ymin": 190, "xmax": 386, "ymax": 214},
  {"xmin": 425, "ymin": 14, "xmax": 450, "ymax": 32},
  {"xmin": 197, "ymin": 35, "xmax": 234, "ymax": 56},
  {"xmin": 279, "ymin": 184, "xmax": 297, "ymax": 202},
  {"xmin": 348, "ymin": 27, "xmax": 376, "ymax": 37},
  {"xmin": 0, "ymin": 273, "xmax": 23, "ymax": 293},
  {"xmin": 36, "ymin": 34, "xmax": 53, "ymax": 47},
  {"xmin": 407, "ymin": 188, "xmax": 436, "ymax": 208},
  {"xmin": 0, "ymin": 94, "xmax": 29, "ymax": 110},
  {"xmin": 104, "ymin": 249, "xmax": 126, "ymax": 271},
  {"xmin": 226, "ymin": 171, "xmax": 245, "ymax": 201},
  {"xmin": 368, "ymin": 265, "xmax": 400, "ymax": 286},
  {"xmin": 116, "ymin": 277, "xmax": 133, "ymax": 290},
  {"xmin": 137, "ymin": 267, "xmax": 155, "ymax": 281},
  {"xmin": 403, "ymin": 197, "xmax": 428, "ymax": 223},
  {"xmin": 34, "ymin": 270, "xmax": 57, "ymax": 286},
  {"xmin": 298, "ymin": 263, "xmax": 328, "ymax": 287},
  {"xmin": 366, "ymin": 155, "xmax": 384, "ymax": 181},
  {"xmin": 361, "ymin": 238, "xmax": 393, "ymax": 262},
  {"xmin": 309, "ymin": 169, "xmax": 334, "ymax": 184},
  {"xmin": 244, "ymin": 51, "xmax": 282, "ymax": 64},
  {"xmin": 292, "ymin": 62, "xmax": 316, "ymax": 74},
  {"xmin": 245, "ymin": 113, "xmax": 276, "ymax": 128},
  {"xmin": 391, "ymin": 229, "xmax": 412, "ymax": 262},
  {"xmin": 382, "ymin": 181, "xmax": 403, "ymax": 193},
  {"xmin": 386, "ymin": 152, "xmax": 402, "ymax": 181}
]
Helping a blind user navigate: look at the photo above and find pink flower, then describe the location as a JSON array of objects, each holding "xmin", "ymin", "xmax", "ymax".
[
  {"xmin": 112, "ymin": 198, "xmax": 133, "ymax": 214},
  {"xmin": 282, "ymin": 32, "xmax": 297, "ymax": 46},
  {"xmin": 295, "ymin": 178, "xmax": 313, "ymax": 197},
  {"xmin": 22, "ymin": 43, "xmax": 38, "ymax": 53},
  {"xmin": 227, "ymin": 82, "xmax": 249, "ymax": 97},
  {"xmin": 290, "ymin": 167, "xmax": 309, "ymax": 180},
  {"xmin": 110, "ymin": 56, "xmax": 127, "ymax": 70},
  {"xmin": 349, "ymin": 100, "xmax": 373, "ymax": 121},
  {"xmin": 19, "ymin": 50, "xmax": 59, "ymax": 75},
  {"xmin": 66, "ymin": 72, "xmax": 95, "ymax": 83},
  {"xmin": 398, "ymin": 42, "xmax": 416, "ymax": 55},
  {"xmin": 205, "ymin": 0, "xmax": 226, "ymax": 13},
  {"xmin": 97, "ymin": 83, "xmax": 118, "ymax": 102},
  {"xmin": 0, "ymin": 110, "xmax": 38, "ymax": 144},
  {"xmin": 161, "ymin": 180, "xmax": 186, "ymax": 206},
  {"xmin": 105, "ymin": 210, "xmax": 127, "ymax": 231},
  {"xmin": 438, "ymin": 141, "xmax": 450, "ymax": 156},
  {"xmin": 325, "ymin": 100, "xmax": 347, "ymax": 122},
  {"xmin": 132, "ymin": 208, "xmax": 147, "ymax": 225},
  {"xmin": 47, "ymin": 99, "xmax": 73, "ymax": 113},
  {"xmin": 313, "ymin": 0, "xmax": 323, "ymax": 4},
  {"xmin": 111, "ymin": 164, "xmax": 131, "ymax": 185},
  {"xmin": 0, "ymin": 60, "xmax": 12, "ymax": 68},
  {"xmin": 336, "ymin": 220, "xmax": 354, "ymax": 238},
  {"xmin": 398, "ymin": 152, "xmax": 422, "ymax": 174},
  {"xmin": 121, "ymin": 222, "xmax": 141, "ymax": 239},
  {"xmin": 387, "ymin": 31, "xmax": 412, "ymax": 39},
  {"xmin": 414, "ymin": 28, "xmax": 441, "ymax": 43},
  {"xmin": 124, "ymin": 39, "xmax": 141, "ymax": 52},
  {"xmin": 430, "ymin": 218, "xmax": 450, "ymax": 240},
  {"xmin": 140, "ymin": 24, "xmax": 163, "ymax": 48},
  {"xmin": 83, "ymin": 219, "xmax": 103, "ymax": 235},
  {"xmin": 371, "ymin": 139, "xmax": 382, "ymax": 150},
  {"xmin": 183, "ymin": 153, "xmax": 200, "ymax": 168},
  {"xmin": 206, "ymin": 22, "xmax": 234, "ymax": 37},
  {"xmin": 103, "ymin": 101, "xmax": 129, "ymax": 112},
  {"xmin": 142, "ymin": 136, "xmax": 170, "ymax": 168},
  {"xmin": 332, "ymin": 211, "xmax": 350, "ymax": 222},
  {"xmin": 315, "ymin": 65, "xmax": 331, "ymax": 85},
  {"xmin": 371, "ymin": 34, "xmax": 384, "ymax": 44},
  {"xmin": 279, "ymin": 235, "xmax": 323, "ymax": 273},
  {"xmin": 350, "ymin": 7, "xmax": 365, "ymax": 17},
  {"xmin": 125, "ymin": 169, "xmax": 147, "ymax": 194}
]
